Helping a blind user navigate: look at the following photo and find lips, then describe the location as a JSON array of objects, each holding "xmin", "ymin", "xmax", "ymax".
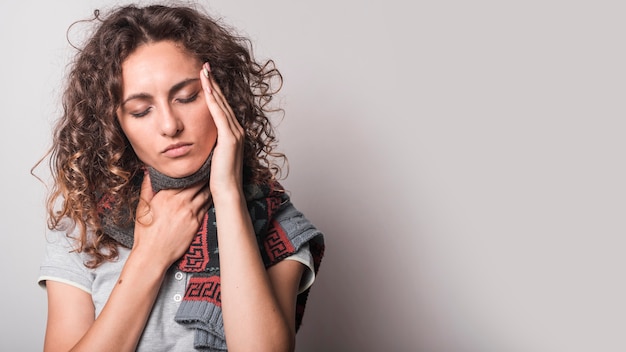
[{"xmin": 162, "ymin": 142, "xmax": 192, "ymax": 157}]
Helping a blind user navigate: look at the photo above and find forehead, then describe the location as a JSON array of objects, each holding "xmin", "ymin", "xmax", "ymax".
[{"xmin": 120, "ymin": 41, "xmax": 201, "ymax": 92}]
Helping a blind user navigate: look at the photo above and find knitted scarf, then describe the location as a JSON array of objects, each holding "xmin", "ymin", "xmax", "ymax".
[{"xmin": 98, "ymin": 160, "xmax": 325, "ymax": 350}]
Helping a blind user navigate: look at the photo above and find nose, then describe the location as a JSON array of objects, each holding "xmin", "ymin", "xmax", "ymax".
[{"xmin": 159, "ymin": 105, "xmax": 183, "ymax": 137}]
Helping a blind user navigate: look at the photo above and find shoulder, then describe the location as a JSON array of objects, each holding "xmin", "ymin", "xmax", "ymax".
[{"xmin": 38, "ymin": 219, "xmax": 97, "ymax": 294}]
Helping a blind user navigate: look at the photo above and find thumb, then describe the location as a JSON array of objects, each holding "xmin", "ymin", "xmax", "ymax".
[{"xmin": 137, "ymin": 170, "xmax": 155, "ymax": 213}]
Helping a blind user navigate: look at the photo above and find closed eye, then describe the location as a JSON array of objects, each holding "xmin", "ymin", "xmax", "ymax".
[
  {"xmin": 177, "ymin": 91, "xmax": 200, "ymax": 104},
  {"xmin": 131, "ymin": 107, "xmax": 152, "ymax": 118}
]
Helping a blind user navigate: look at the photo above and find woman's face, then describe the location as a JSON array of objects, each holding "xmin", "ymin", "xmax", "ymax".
[{"xmin": 117, "ymin": 40, "xmax": 217, "ymax": 178}]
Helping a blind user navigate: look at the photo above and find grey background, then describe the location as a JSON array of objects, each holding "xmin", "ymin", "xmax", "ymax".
[{"xmin": 1, "ymin": 0, "xmax": 625, "ymax": 351}]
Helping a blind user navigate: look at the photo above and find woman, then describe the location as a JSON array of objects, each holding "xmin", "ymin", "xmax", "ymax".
[{"xmin": 37, "ymin": 4, "xmax": 324, "ymax": 351}]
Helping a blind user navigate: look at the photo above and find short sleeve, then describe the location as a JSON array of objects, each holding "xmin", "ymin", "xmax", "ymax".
[
  {"xmin": 284, "ymin": 243, "xmax": 315, "ymax": 294},
  {"xmin": 38, "ymin": 228, "xmax": 94, "ymax": 294}
]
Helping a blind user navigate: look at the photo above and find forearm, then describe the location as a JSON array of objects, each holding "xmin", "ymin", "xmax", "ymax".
[
  {"xmin": 69, "ymin": 251, "xmax": 166, "ymax": 352},
  {"xmin": 215, "ymin": 194, "xmax": 295, "ymax": 352},
  {"xmin": 59, "ymin": 176, "xmax": 207, "ymax": 351}
]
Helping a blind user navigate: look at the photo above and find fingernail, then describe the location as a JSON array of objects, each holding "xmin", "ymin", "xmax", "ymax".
[{"xmin": 202, "ymin": 62, "xmax": 211, "ymax": 78}]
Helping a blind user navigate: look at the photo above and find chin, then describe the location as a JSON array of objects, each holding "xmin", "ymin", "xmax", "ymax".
[{"xmin": 166, "ymin": 158, "xmax": 208, "ymax": 178}]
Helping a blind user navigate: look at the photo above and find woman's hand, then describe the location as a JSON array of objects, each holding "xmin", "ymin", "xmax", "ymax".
[
  {"xmin": 132, "ymin": 171, "xmax": 211, "ymax": 269},
  {"xmin": 198, "ymin": 63, "xmax": 300, "ymax": 352},
  {"xmin": 200, "ymin": 62, "xmax": 245, "ymax": 201}
]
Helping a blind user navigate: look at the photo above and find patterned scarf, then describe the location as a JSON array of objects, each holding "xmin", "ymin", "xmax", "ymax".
[{"xmin": 98, "ymin": 161, "xmax": 324, "ymax": 350}]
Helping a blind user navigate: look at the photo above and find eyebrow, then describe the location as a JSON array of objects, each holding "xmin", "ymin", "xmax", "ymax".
[{"xmin": 120, "ymin": 78, "xmax": 200, "ymax": 106}]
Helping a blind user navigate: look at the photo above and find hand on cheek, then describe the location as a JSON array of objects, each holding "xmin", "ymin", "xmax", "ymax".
[{"xmin": 200, "ymin": 62, "xmax": 245, "ymax": 199}]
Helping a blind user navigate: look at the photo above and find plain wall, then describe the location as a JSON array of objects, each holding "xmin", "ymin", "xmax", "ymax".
[{"xmin": 1, "ymin": 0, "xmax": 624, "ymax": 351}]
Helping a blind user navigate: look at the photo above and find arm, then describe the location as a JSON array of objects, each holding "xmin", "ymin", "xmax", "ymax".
[
  {"xmin": 44, "ymin": 252, "xmax": 166, "ymax": 352},
  {"xmin": 43, "ymin": 175, "xmax": 211, "ymax": 352},
  {"xmin": 201, "ymin": 62, "xmax": 305, "ymax": 352},
  {"xmin": 215, "ymin": 195, "xmax": 304, "ymax": 352},
  {"xmin": 44, "ymin": 282, "xmax": 93, "ymax": 352}
]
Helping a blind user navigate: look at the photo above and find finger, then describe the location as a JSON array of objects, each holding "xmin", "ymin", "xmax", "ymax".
[
  {"xmin": 198, "ymin": 196, "xmax": 213, "ymax": 219},
  {"xmin": 201, "ymin": 63, "xmax": 242, "ymax": 136},
  {"xmin": 211, "ymin": 80, "xmax": 242, "ymax": 136},
  {"xmin": 202, "ymin": 62, "xmax": 234, "ymax": 116},
  {"xmin": 210, "ymin": 79, "xmax": 237, "ymax": 126},
  {"xmin": 200, "ymin": 65, "xmax": 230, "ymax": 133},
  {"xmin": 187, "ymin": 181, "xmax": 212, "ymax": 220},
  {"xmin": 201, "ymin": 63, "xmax": 234, "ymax": 131},
  {"xmin": 136, "ymin": 171, "xmax": 154, "ymax": 222},
  {"xmin": 138, "ymin": 171, "xmax": 154, "ymax": 204}
]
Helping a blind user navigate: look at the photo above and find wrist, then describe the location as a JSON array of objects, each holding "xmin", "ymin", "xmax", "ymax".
[
  {"xmin": 127, "ymin": 246, "xmax": 171, "ymax": 276},
  {"xmin": 211, "ymin": 185, "xmax": 246, "ymax": 207}
]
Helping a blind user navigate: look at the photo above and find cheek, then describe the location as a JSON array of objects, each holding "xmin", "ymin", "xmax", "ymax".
[
  {"xmin": 206, "ymin": 115, "xmax": 217, "ymax": 132},
  {"xmin": 119, "ymin": 122, "xmax": 150, "ymax": 160},
  {"xmin": 195, "ymin": 108, "xmax": 217, "ymax": 135},
  {"xmin": 205, "ymin": 115, "xmax": 218, "ymax": 138},
  {"xmin": 126, "ymin": 139, "xmax": 149, "ymax": 162},
  {"xmin": 199, "ymin": 114, "xmax": 218, "ymax": 154}
]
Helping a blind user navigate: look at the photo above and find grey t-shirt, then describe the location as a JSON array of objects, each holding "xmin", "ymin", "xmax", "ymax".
[{"xmin": 39, "ymin": 219, "xmax": 315, "ymax": 351}]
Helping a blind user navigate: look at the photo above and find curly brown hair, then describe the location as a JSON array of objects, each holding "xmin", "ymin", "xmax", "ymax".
[{"xmin": 45, "ymin": 3, "xmax": 286, "ymax": 267}]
